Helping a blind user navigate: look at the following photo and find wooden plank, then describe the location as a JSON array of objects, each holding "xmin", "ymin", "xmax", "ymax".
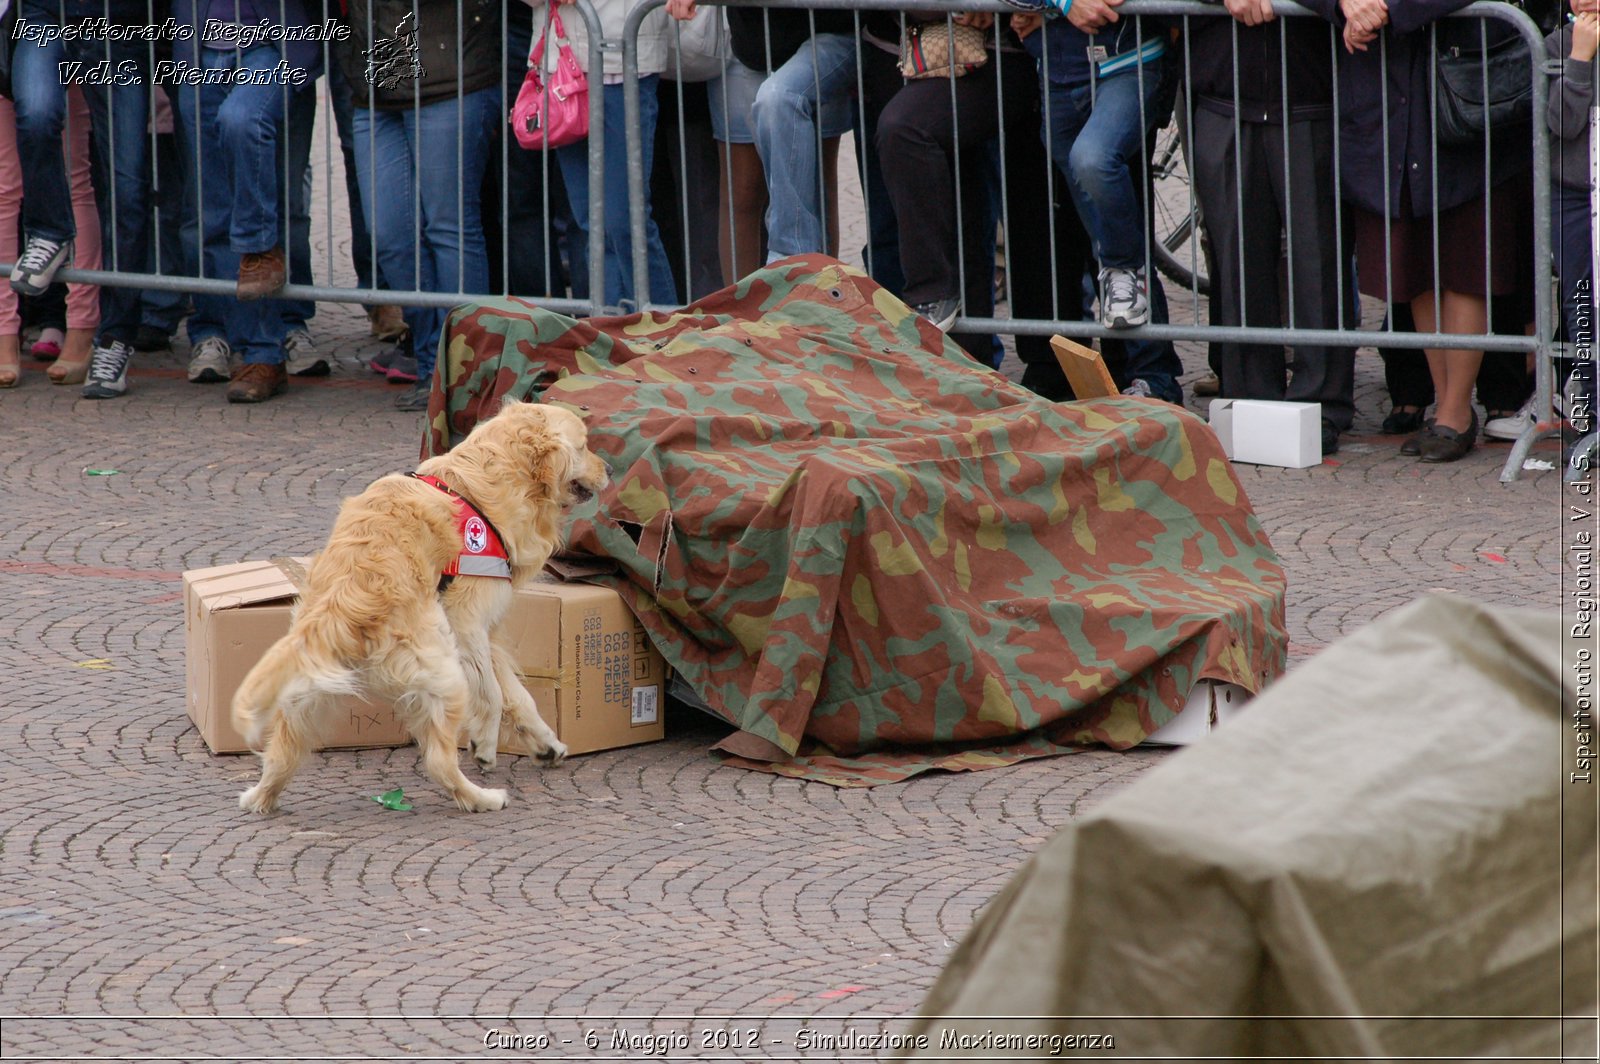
[{"xmin": 1048, "ymin": 335, "xmax": 1119, "ymax": 400}]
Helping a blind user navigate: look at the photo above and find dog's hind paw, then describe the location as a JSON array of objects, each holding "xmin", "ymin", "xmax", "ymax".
[
  {"xmin": 238, "ymin": 784, "xmax": 278, "ymax": 815},
  {"xmin": 469, "ymin": 739, "xmax": 498, "ymax": 774},
  {"xmin": 538, "ymin": 739, "xmax": 568, "ymax": 767}
]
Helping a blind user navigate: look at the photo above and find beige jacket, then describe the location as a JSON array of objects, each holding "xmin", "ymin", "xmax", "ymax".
[{"xmin": 527, "ymin": 0, "xmax": 669, "ymax": 78}]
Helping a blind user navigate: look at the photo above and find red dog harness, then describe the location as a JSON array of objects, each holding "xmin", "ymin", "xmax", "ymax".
[{"xmin": 407, "ymin": 473, "xmax": 513, "ymax": 581}]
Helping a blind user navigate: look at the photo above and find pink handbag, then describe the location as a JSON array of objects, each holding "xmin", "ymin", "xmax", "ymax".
[{"xmin": 511, "ymin": 3, "xmax": 589, "ymax": 150}]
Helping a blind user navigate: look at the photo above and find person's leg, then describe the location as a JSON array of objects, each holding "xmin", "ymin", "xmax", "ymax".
[
  {"xmin": 876, "ymin": 79, "xmax": 962, "ymax": 311},
  {"xmin": 1060, "ymin": 68, "xmax": 1165, "ymax": 273},
  {"xmin": 1412, "ymin": 290, "xmax": 1486, "ymax": 443},
  {"xmin": 170, "ymin": 64, "xmax": 237, "ymax": 373},
  {"xmin": 751, "ymin": 32, "xmax": 859, "ymax": 262},
  {"xmin": 409, "ymin": 88, "xmax": 498, "ymax": 381},
  {"xmin": 59, "ymin": 86, "xmax": 101, "ymax": 377},
  {"xmin": 1271, "ymin": 115, "xmax": 1356, "ymax": 435},
  {"xmin": 216, "ymin": 46, "xmax": 292, "ymax": 259},
  {"xmin": 1555, "ymin": 182, "xmax": 1595, "ymax": 435},
  {"xmin": 280, "ymin": 83, "xmax": 317, "ymax": 333},
  {"xmin": 1191, "ymin": 107, "xmax": 1286, "ymax": 401},
  {"xmin": 0, "ymin": 99, "xmax": 24, "ymax": 383},
  {"xmin": 139, "ymin": 121, "xmax": 189, "ymax": 342},
  {"xmin": 628, "ymin": 77, "xmax": 681, "ymax": 307},
  {"xmin": 9, "ymin": 27, "xmax": 73, "ymax": 246},
  {"xmin": 75, "ymin": 34, "xmax": 150, "ymax": 345},
  {"xmin": 855, "ymin": 43, "xmax": 905, "ymax": 296},
  {"xmin": 353, "ymin": 106, "xmax": 424, "ymax": 358},
  {"xmin": 328, "ymin": 60, "xmax": 376, "ymax": 291}
]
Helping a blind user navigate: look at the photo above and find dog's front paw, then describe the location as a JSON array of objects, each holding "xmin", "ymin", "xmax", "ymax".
[
  {"xmin": 459, "ymin": 786, "xmax": 509, "ymax": 813},
  {"xmin": 238, "ymin": 784, "xmax": 278, "ymax": 815},
  {"xmin": 538, "ymin": 738, "xmax": 568, "ymax": 767}
]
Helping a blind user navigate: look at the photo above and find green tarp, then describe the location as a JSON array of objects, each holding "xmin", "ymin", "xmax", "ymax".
[
  {"xmin": 906, "ymin": 595, "xmax": 1592, "ymax": 1057},
  {"xmin": 425, "ymin": 256, "xmax": 1287, "ymax": 785}
]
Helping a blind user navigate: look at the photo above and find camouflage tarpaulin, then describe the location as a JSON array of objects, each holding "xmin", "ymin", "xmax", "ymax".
[{"xmin": 425, "ymin": 256, "xmax": 1288, "ymax": 786}]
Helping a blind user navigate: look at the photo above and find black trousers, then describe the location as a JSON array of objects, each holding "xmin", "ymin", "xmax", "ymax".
[{"xmin": 1191, "ymin": 106, "xmax": 1356, "ymax": 431}]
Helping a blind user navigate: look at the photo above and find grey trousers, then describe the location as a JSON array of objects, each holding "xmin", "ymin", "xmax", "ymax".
[{"xmin": 1191, "ymin": 105, "xmax": 1356, "ymax": 431}]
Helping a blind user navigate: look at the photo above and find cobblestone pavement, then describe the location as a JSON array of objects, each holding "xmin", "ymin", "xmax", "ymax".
[{"xmin": 0, "ymin": 131, "xmax": 1571, "ymax": 1059}]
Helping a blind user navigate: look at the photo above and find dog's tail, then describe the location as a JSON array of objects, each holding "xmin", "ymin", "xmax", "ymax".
[{"xmin": 232, "ymin": 633, "xmax": 361, "ymax": 752}]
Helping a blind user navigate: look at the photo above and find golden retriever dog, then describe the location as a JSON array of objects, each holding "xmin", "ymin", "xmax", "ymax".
[{"xmin": 232, "ymin": 401, "xmax": 609, "ymax": 814}]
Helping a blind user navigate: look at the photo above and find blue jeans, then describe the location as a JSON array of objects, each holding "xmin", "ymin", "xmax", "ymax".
[
  {"xmin": 1042, "ymin": 64, "xmax": 1182, "ymax": 402},
  {"xmin": 751, "ymin": 32, "xmax": 859, "ymax": 262},
  {"xmin": 556, "ymin": 78, "xmax": 676, "ymax": 311},
  {"xmin": 281, "ymin": 87, "xmax": 317, "ymax": 331},
  {"xmin": 13, "ymin": 0, "xmax": 151, "ymax": 343},
  {"xmin": 353, "ymin": 88, "xmax": 499, "ymax": 380},
  {"xmin": 170, "ymin": 48, "xmax": 304, "ymax": 365}
]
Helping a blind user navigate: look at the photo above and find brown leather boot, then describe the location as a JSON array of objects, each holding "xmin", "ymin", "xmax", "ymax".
[
  {"xmin": 226, "ymin": 361, "xmax": 288, "ymax": 403},
  {"xmin": 237, "ymin": 246, "xmax": 286, "ymax": 301}
]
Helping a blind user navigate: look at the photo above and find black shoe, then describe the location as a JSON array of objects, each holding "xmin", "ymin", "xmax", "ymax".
[
  {"xmin": 1320, "ymin": 421, "xmax": 1340, "ymax": 456},
  {"xmin": 132, "ymin": 324, "xmax": 174, "ymax": 352},
  {"xmin": 1418, "ymin": 411, "xmax": 1478, "ymax": 464},
  {"xmin": 1399, "ymin": 420, "xmax": 1436, "ymax": 456},
  {"xmin": 1381, "ymin": 405, "xmax": 1426, "ymax": 435},
  {"xmin": 393, "ymin": 382, "xmax": 430, "ymax": 411}
]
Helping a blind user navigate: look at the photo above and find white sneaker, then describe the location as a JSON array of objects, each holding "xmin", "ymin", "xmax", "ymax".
[
  {"xmin": 187, "ymin": 335, "xmax": 232, "ymax": 383},
  {"xmin": 10, "ymin": 236, "xmax": 73, "ymax": 297},
  {"xmin": 283, "ymin": 328, "xmax": 328, "ymax": 377},
  {"xmin": 1098, "ymin": 266, "xmax": 1149, "ymax": 329},
  {"xmin": 82, "ymin": 340, "xmax": 134, "ymax": 399},
  {"xmin": 1483, "ymin": 392, "xmax": 1554, "ymax": 441}
]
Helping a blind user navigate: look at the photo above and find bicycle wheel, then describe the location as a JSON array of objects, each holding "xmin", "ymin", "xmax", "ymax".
[{"xmin": 1148, "ymin": 110, "xmax": 1211, "ymax": 298}]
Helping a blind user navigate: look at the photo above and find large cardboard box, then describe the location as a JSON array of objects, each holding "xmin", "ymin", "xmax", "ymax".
[
  {"xmin": 184, "ymin": 560, "xmax": 666, "ymax": 758},
  {"xmin": 1208, "ymin": 399, "xmax": 1322, "ymax": 468},
  {"xmin": 184, "ymin": 559, "xmax": 412, "ymax": 754},
  {"xmin": 489, "ymin": 581, "xmax": 667, "ymax": 757}
]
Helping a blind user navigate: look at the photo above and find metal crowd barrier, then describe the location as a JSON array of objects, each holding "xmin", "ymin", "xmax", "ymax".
[{"xmin": 1, "ymin": 0, "xmax": 1571, "ymax": 483}]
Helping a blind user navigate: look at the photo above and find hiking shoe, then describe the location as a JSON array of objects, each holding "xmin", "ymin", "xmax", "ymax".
[
  {"xmin": 187, "ymin": 335, "xmax": 232, "ymax": 383},
  {"xmin": 226, "ymin": 361, "xmax": 289, "ymax": 403},
  {"xmin": 1098, "ymin": 266, "xmax": 1149, "ymax": 329},
  {"xmin": 393, "ymin": 382, "xmax": 430, "ymax": 411},
  {"xmin": 81, "ymin": 339, "xmax": 134, "ymax": 399},
  {"xmin": 237, "ymin": 246, "xmax": 286, "ymax": 301},
  {"xmin": 385, "ymin": 353, "xmax": 419, "ymax": 384},
  {"xmin": 10, "ymin": 236, "xmax": 73, "ymax": 296},
  {"xmin": 911, "ymin": 297, "xmax": 960, "ymax": 333},
  {"xmin": 283, "ymin": 328, "xmax": 329, "ymax": 377},
  {"xmin": 1484, "ymin": 393, "xmax": 1553, "ymax": 441}
]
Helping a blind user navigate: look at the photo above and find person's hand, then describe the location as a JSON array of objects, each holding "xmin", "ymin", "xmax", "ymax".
[
  {"xmin": 1339, "ymin": 0, "xmax": 1387, "ymax": 36},
  {"xmin": 1343, "ymin": 20, "xmax": 1377, "ymax": 50},
  {"xmin": 1067, "ymin": 0, "xmax": 1122, "ymax": 33},
  {"xmin": 1225, "ymin": 0, "xmax": 1275, "ymax": 26},
  {"xmin": 665, "ymin": 0, "xmax": 697, "ymax": 18},
  {"xmin": 1573, "ymin": 10, "xmax": 1600, "ymax": 61},
  {"xmin": 954, "ymin": 10, "xmax": 995, "ymax": 30},
  {"xmin": 1011, "ymin": 11, "xmax": 1043, "ymax": 37}
]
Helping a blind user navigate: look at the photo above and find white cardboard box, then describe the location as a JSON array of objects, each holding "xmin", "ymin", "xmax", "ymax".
[
  {"xmin": 1141, "ymin": 680, "xmax": 1252, "ymax": 746},
  {"xmin": 1208, "ymin": 399, "xmax": 1322, "ymax": 468}
]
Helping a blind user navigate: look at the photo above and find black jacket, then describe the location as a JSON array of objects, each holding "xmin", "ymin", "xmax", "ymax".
[
  {"xmin": 1186, "ymin": 9, "xmax": 1335, "ymax": 122},
  {"xmin": 341, "ymin": 0, "xmax": 500, "ymax": 111}
]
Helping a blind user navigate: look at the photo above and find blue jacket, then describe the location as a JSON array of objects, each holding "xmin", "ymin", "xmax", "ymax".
[
  {"xmin": 1298, "ymin": 0, "xmax": 1528, "ymax": 218},
  {"xmin": 1018, "ymin": 5, "xmax": 1168, "ymax": 85}
]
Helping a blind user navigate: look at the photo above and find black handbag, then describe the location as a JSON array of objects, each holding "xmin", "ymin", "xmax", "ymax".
[{"xmin": 1433, "ymin": 24, "xmax": 1534, "ymax": 147}]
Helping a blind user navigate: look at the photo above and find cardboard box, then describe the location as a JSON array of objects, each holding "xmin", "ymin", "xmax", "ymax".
[
  {"xmin": 489, "ymin": 581, "xmax": 667, "ymax": 757},
  {"xmin": 1141, "ymin": 680, "xmax": 1252, "ymax": 746},
  {"xmin": 1208, "ymin": 399, "xmax": 1322, "ymax": 468},
  {"xmin": 184, "ymin": 559, "xmax": 412, "ymax": 754},
  {"xmin": 184, "ymin": 561, "xmax": 667, "ymax": 758}
]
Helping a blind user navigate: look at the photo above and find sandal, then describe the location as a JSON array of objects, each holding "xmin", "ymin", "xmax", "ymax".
[
  {"xmin": 48, "ymin": 327, "xmax": 94, "ymax": 385},
  {"xmin": 0, "ymin": 334, "xmax": 19, "ymax": 388}
]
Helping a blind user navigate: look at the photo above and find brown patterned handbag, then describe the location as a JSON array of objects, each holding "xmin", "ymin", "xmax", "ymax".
[{"xmin": 898, "ymin": 20, "xmax": 989, "ymax": 80}]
